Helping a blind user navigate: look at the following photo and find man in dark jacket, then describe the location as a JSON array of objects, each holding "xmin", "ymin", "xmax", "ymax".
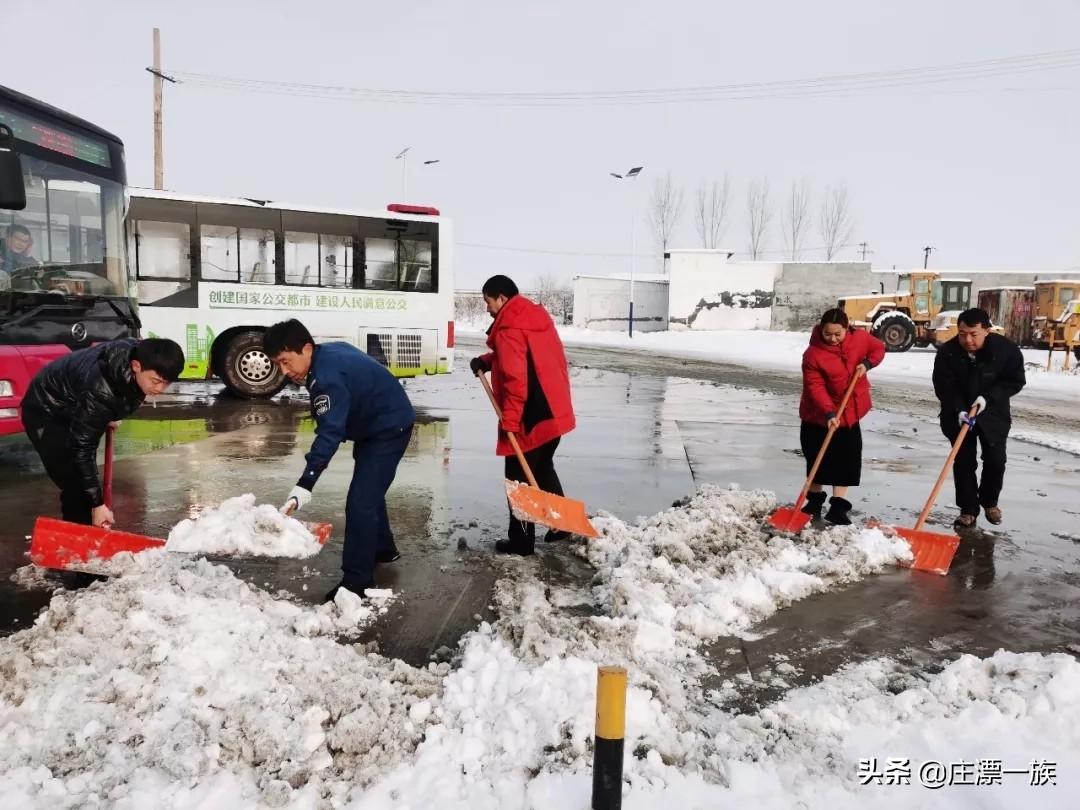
[
  {"xmin": 470, "ymin": 275, "xmax": 576, "ymax": 556},
  {"xmin": 21, "ymin": 338, "xmax": 185, "ymax": 527},
  {"xmin": 265, "ymin": 319, "xmax": 415, "ymax": 601},
  {"xmin": 932, "ymin": 308, "xmax": 1026, "ymax": 529}
]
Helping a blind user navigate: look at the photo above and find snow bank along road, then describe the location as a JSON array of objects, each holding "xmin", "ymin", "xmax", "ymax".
[{"xmin": 456, "ymin": 332, "xmax": 1080, "ymax": 440}]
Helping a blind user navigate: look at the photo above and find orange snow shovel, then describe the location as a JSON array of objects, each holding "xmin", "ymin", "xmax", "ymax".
[
  {"xmin": 880, "ymin": 406, "xmax": 975, "ymax": 576},
  {"xmin": 768, "ymin": 370, "xmax": 862, "ymax": 533},
  {"xmin": 476, "ymin": 371, "xmax": 599, "ymax": 539},
  {"xmin": 30, "ymin": 425, "xmax": 166, "ymax": 569},
  {"xmin": 31, "ymin": 426, "xmax": 333, "ymax": 570}
]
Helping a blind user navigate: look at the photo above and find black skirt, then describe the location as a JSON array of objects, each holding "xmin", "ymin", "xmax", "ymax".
[{"xmin": 800, "ymin": 421, "xmax": 863, "ymax": 487}]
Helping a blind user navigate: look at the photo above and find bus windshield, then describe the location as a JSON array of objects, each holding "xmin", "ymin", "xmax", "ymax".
[{"xmin": 0, "ymin": 154, "xmax": 127, "ymax": 297}]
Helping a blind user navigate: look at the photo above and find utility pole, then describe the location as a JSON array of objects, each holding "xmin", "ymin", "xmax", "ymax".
[
  {"xmin": 923, "ymin": 245, "xmax": 935, "ymax": 269},
  {"xmin": 146, "ymin": 28, "xmax": 177, "ymax": 190},
  {"xmin": 858, "ymin": 241, "xmax": 871, "ymax": 261},
  {"xmin": 152, "ymin": 28, "xmax": 163, "ymax": 189}
]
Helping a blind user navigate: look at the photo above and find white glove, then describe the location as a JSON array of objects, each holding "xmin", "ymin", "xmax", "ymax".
[
  {"xmin": 281, "ymin": 486, "xmax": 312, "ymax": 515},
  {"xmin": 971, "ymin": 395, "xmax": 987, "ymax": 415}
]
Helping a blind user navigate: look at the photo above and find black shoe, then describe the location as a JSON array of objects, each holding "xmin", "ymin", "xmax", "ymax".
[
  {"xmin": 375, "ymin": 547, "xmax": 401, "ymax": 564},
  {"xmin": 543, "ymin": 529, "xmax": 572, "ymax": 543},
  {"xmin": 800, "ymin": 491, "xmax": 827, "ymax": 519},
  {"xmin": 495, "ymin": 539, "xmax": 535, "ymax": 556},
  {"xmin": 324, "ymin": 578, "xmax": 374, "ymax": 603},
  {"xmin": 824, "ymin": 496, "xmax": 853, "ymax": 526}
]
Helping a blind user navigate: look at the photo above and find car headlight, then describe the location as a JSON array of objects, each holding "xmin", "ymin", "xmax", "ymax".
[{"xmin": 0, "ymin": 381, "xmax": 14, "ymax": 397}]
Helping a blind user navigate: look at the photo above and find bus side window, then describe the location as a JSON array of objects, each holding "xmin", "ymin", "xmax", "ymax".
[
  {"xmin": 200, "ymin": 224, "xmax": 239, "ymax": 282},
  {"xmin": 399, "ymin": 239, "xmax": 433, "ymax": 292},
  {"xmin": 134, "ymin": 220, "xmax": 192, "ymax": 304},
  {"xmin": 320, "ymin": 234, "xmax": 352, "ymax": 288},
  {"xmin": 364, "ymin": 238, "xmax": 399, "ymax": 290},
  {"xmin": 240, "ymin": 228, "xmax": 275, "ymax": 284},
  {"xmin": 284, "ymin": 231, "xmax": 319, "ymax": 285}
]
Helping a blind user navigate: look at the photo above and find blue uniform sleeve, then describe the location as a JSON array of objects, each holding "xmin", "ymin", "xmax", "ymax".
[{"xmin": 298, "ymin": 370, "xmax": 351, "ymax": 490}]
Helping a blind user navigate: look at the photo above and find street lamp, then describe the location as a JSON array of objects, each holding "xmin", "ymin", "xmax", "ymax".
[
  {"xmin": 610, "ymin": 166, "xmax": 644, "ymax": 337},
  {"xmin": 394, "ymin": 149, "xmax": 440, "ymax": 200}
]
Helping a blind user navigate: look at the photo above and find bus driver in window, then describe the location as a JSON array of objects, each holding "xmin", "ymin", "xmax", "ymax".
[{"xmin": 0, "ymin": 224, "xmax": 39, "ymax": 276}]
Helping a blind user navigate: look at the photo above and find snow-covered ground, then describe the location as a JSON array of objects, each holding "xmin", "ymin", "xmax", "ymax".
[
  {"xmin": 3, "ymin": 487, "xmax": 1076, "ymax": 807},
  {"xmin": 458, "ymin": 321, "xmax": 1080, "ymax": 399}
]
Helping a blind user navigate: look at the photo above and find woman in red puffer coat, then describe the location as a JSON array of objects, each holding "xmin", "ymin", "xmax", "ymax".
[{"xmin": 798, "ymin": 308, "xmax": 886, "ymax": 525}]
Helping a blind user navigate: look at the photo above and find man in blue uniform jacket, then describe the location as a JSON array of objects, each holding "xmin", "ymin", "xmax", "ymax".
[{"xmin": 264, "ymin": 319, "xmax": 415, "ymax": 601}]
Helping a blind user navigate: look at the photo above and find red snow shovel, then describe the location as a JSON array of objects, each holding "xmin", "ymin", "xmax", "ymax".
[
  {"xmin": 30, "ymin": 425, "xmax": 166, "ymax": 569},
  {"xmin": 476, "ymin": 371, "xmax": 599, "ymax": 539},
  {"xmin": 768, "ymin": 370, "xmax": 862, "ymax": 533},
  {"xmin": 877, "ymin": 406, "xmax": 975, "ymax": 576},
  {"xmin": 30, "ymin": 426, "xmax": 333, "ymax": 570}
]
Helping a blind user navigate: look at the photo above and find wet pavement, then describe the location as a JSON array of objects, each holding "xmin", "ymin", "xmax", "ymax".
[{"xmin": 2, "ymin": 339, "xmax": 1079, "ymax": 693}]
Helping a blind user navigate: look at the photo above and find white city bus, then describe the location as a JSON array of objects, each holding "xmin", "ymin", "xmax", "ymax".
[{"xmin": 127, "ymin": 189, "xmax": 455, "ymax": 397}]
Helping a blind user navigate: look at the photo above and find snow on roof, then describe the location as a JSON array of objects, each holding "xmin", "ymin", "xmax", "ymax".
[
  {"xmin": 872, "ymin": 268, "xmax": 1080, "ymax": 276},
  {"xmin": 1039, "ymin": 279, "xmax": 1080, "ymax": 285},
  {"xmin": 978, "ymin": 286, "xmax": 1036, "ymax": 291},
  {"xmin": 131, "ymin": 187, "xmax": 446, "ymax": 223},
  {"xmin": 573, "ymin": 273, "xmax": 669, "ymax": 283}
]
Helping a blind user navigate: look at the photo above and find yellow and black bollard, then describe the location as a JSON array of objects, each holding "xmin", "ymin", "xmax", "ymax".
[{"xmin": 592, "ymin": 665, "xmax": 627, "ymax": 810}]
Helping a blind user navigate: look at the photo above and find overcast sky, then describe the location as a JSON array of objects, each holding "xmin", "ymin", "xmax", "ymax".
[{"xmin": 5, "ymin": 0, "xmax": 1079, "ymax": 289}]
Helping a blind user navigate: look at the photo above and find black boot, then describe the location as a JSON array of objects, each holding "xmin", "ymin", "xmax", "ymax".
[
  {"xmin": 543, "ymin": 528, "xmax": 572, "ymax": 543},
  {"xmin": 375, "ymin": 545, "xmax": 401, "ymax": 564},
  {"xmin": 495, "ymin": 539, "xmax": 535, "ymax": 556},
  {"xmin": 497, "ymin": 518, "xmax": 535, "ymax": 556},
  {"xmin": 800, "ymin": 491, "xmax": 827, "ymax": 519},
  {"xmin": 824, "ymin": 496, "xmax": 853, "ymax": 526}
]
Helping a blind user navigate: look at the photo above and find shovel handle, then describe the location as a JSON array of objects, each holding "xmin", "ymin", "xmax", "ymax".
[
  {"xmin": 476, "ymin": 371, "xmax": 541, "ymax": 490},
  {"xmin": 103, "ymin": 424, "xmax": 116, "ymax": 510},
  {"xmin": 913, "ymin": 404, "xmax": 980, "ymax": 531},
  {"xmin": 791, "ymin": 367, "xmax": 863, "ymax": 513}
]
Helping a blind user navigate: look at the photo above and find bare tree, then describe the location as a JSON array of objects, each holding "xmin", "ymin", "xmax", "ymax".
[
  {"xmin": 745, "ymin": 178, "xmax": 773, "ymax": 260},
  {"xmin": 781, "ymin": 179, "xmax": 812, "ymax": 260},
  {"xmin": 533, "ymin": 273, "xmax": 573, "ymax": 324},
  {"xmin": 694, "ymin": 175, "xmax": 732, "ymax": 249},
  {"xmin": 819, "ymin": 182, "xmax": 856, "ymax": 261},
  {"xmin": 649, "ymin": 171, "xmax": 685, "ymax": 258}
]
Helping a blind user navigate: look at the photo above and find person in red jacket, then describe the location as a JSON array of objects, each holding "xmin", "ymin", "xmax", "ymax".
[
  {"xmin": 470, "ymin": 275, "xmax": 576, "ymax": 555},
  {"xmin": 798, "ymin": 308, "xmax": 886, "ymax": 524}
]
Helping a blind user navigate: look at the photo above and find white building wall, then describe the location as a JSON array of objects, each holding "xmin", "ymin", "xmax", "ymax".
[
  {"xmin": 667, "ymin": 251, "xmax": 781, "ymax": 330},
  {"xmin": 572, "ymin": 276, "xmax": 669, "ymax": 332}
]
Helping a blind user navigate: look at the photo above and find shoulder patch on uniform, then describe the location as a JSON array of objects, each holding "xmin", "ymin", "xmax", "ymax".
[{"xmin": 313, "ymin": 394, "xmax": 331, "ymax": 417}]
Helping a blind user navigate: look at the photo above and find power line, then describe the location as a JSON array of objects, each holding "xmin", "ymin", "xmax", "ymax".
[
  {"xmin": 170, "ymin": 48, "xmax": 1080, "ymax": 107},
  {"xmin": 457, "ymin": 241, "xmax": 647, "ymax": 258}
]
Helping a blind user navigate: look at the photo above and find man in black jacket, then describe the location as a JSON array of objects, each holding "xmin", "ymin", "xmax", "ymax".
[
  {"xmin": 21, "ymin": 338, "xmax": 185, "ymax": 528},
  {"xmin": 932, "ymin": 308, "xmax": 1026, "ymax": 529}
]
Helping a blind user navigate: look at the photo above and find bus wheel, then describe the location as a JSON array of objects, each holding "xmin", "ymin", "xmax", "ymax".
[{"xmin": 220, "ymin": 331, "xmax": 287, "ymax": 399}]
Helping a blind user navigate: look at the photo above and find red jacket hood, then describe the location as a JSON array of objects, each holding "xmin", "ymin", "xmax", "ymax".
[{"xmin": 486, "ymin": 295, "xmax": 553, "ymax": 347}]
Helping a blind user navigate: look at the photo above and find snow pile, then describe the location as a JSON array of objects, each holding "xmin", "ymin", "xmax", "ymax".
[
  {"xmin": 582, "ymin": 485, "xmax": 912, "ymax": 642},
  {"xmin": 0, "ymin": 551, "xmax": 437, "ymax": 808},
  {"xmin": 347, "ymin": 486, "xmax": 922, "ymax": 808},
  {"xmin": 3, "ymin": 486, "xmax": 1075, "ymax": 807},
  {"xmin": 166, "ymin": 494, "xmax": 323, "ymax": 558}
]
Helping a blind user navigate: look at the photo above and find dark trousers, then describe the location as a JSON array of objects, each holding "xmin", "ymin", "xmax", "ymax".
[
  {"xmin": 342, "ymin": 426, "xmax": 412, "ymax": 585},
  {"xmin": 941, "ymin": 421, "xmax": 1007, "ymax": 516},
  {"xmin": 504, "ymin": 436, "xmax": 563, "ymax": 546},
  {"xmin": 22, "ymin": 409, "xmax": 95, "ymax": 525}
]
